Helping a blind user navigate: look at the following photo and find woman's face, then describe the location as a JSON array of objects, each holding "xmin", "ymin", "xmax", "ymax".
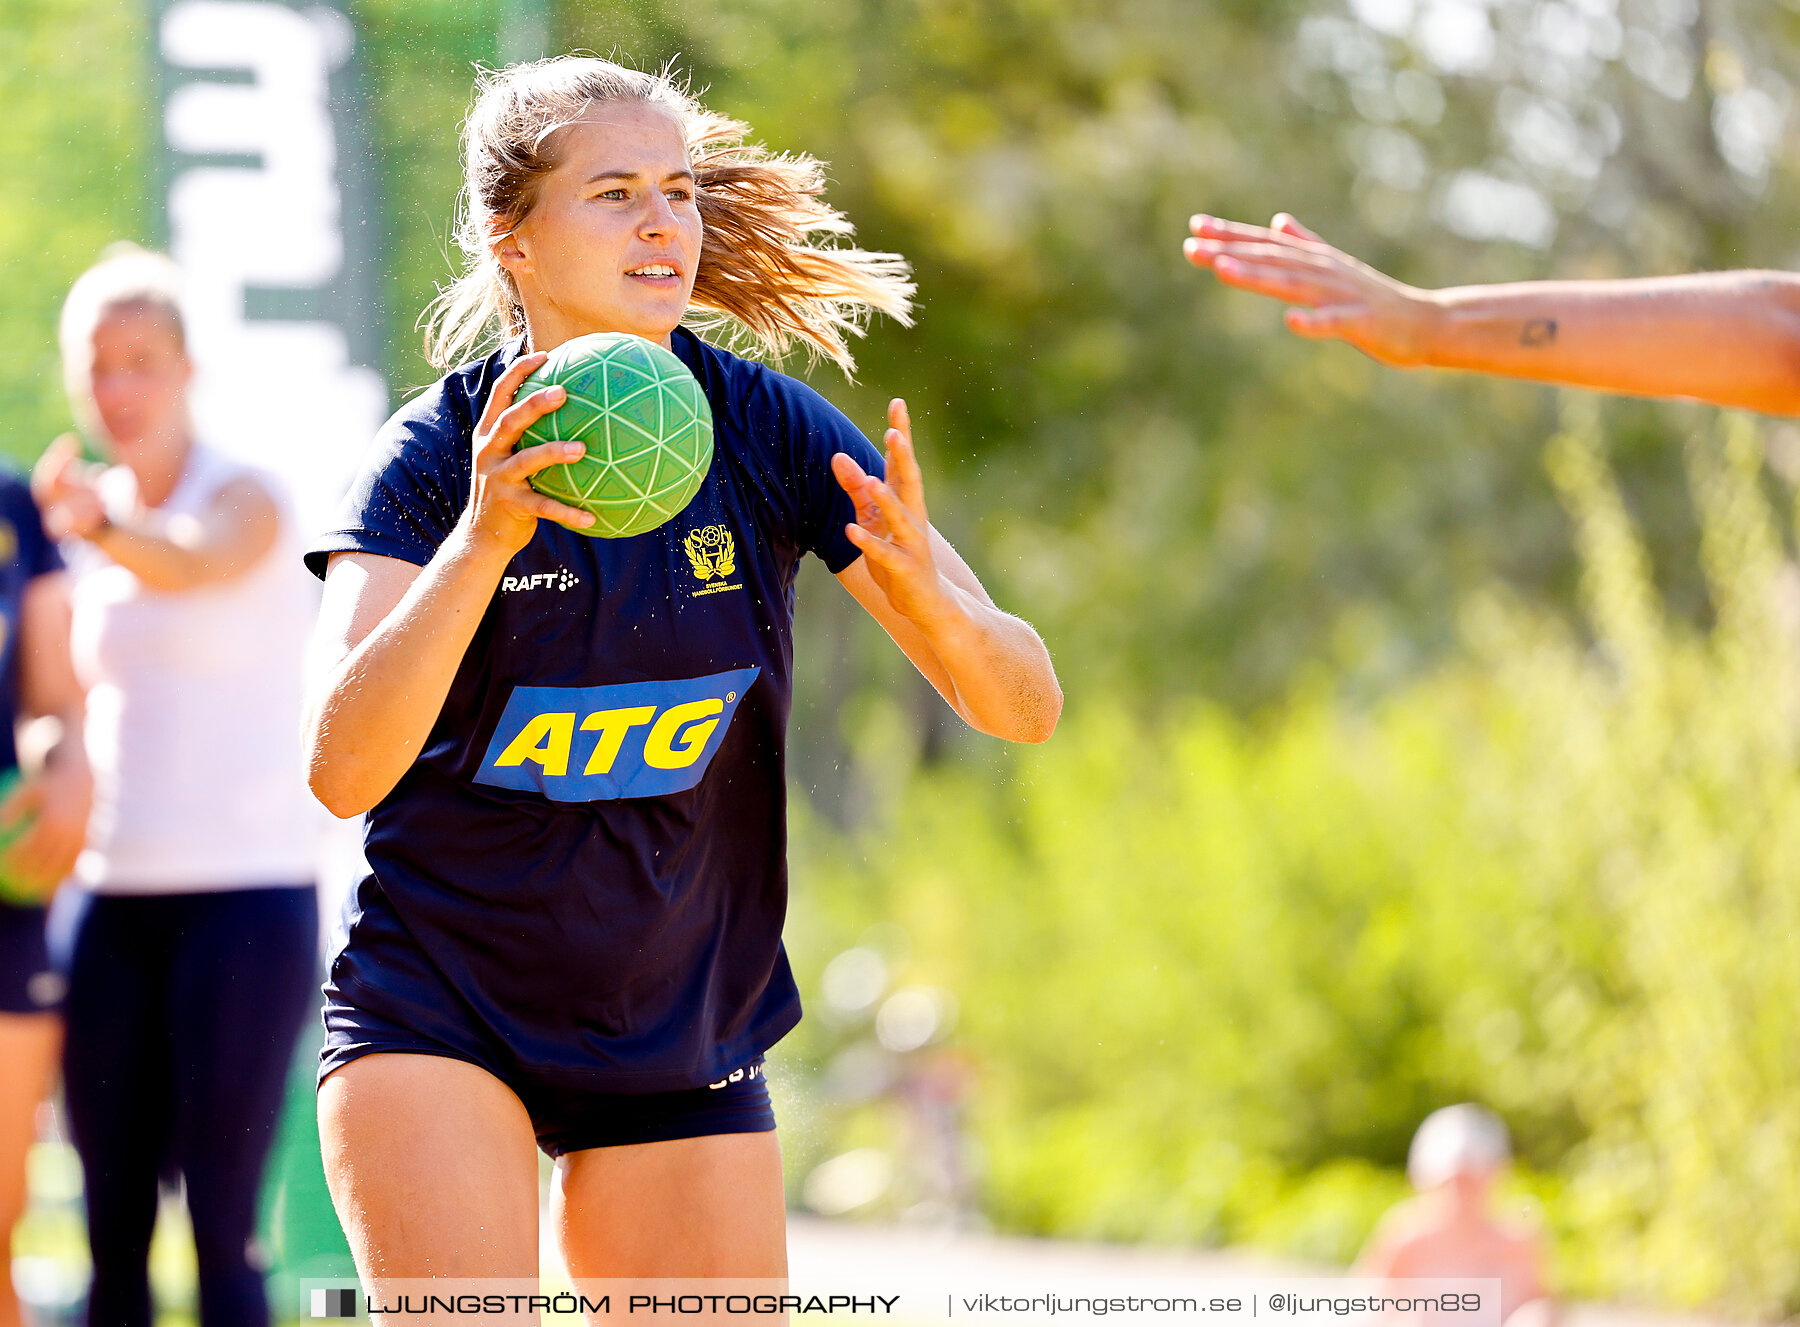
[
  {"xmin": 83, "ymin": 303, "xmax": 191, "ymax": 451},
  {"xmin": 504, "ymin": 102, "xmax": 703, "ymax": 349}
]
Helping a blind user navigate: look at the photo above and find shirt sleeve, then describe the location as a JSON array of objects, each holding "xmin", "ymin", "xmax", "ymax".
[
  {"xmin": 749, "ymin": 371, "xmax": 886, "ymax": 574},
  {"xmin": 305, "ymin": 386, "xmax": 475, "ymax": 580},
  {"xmin": 14, "ymin": 484, "xmax": 61, "ymax": 580}
]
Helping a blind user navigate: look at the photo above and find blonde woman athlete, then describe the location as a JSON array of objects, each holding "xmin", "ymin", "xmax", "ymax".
[{"xmin": 304, "ymin": 57, "xmax": 1061, "ymax": 1289}]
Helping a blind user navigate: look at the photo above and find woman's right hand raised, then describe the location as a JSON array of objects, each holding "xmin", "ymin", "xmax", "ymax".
[
  {"xmin": 462, "ymin": 350, "xmax": 595, "ymax": 555},
  {"xmin": 31, "ymin": 435, "xmax": 109, "ymax": 541},
  {"xmin": 1184, "ymin": 213, "xmax": 1438, "ymax": 368}
]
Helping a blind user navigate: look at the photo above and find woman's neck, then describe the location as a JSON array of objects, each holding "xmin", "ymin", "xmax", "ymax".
[
  {"xmin": 121, "ymin": 430, "xmax": 194, "ymax": 509},
  {"xmin": 521, "ymin": 306, "xmax": 677, "ymax": 354}
]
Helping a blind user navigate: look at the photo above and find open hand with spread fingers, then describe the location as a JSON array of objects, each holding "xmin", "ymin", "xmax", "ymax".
[
  {"xmin": 1184, "ymin": 211, "xmax": 1800, "ymax": 414},
  {"xmin": 1184, "ymin": 213, "xmax": 1437, "ymax": 367},
  {"xmin": 827, "ymin": 396, "xmax": 1060, "ymax": 744},
  {"xmin": 831, "ymin": 398, "xmax": 952, "ymax": 629}
]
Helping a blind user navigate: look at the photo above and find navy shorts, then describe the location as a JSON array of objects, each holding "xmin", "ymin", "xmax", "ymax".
[
  {"xmin": 0, "ymin": 900, "xmax": 62, "ymax": 1013},
  {"xmin": 321, "ymin": 995, "xmax": 776, "ymax": 1158}
]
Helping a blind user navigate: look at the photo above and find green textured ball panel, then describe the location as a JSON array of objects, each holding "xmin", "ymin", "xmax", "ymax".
[
  {"xmin": 515, "ymin": 332, "xmax": 714, "ymax": 539},
  {"xmin": 0, "ymin": 767, "xmax": 36, "ymax": 905}
]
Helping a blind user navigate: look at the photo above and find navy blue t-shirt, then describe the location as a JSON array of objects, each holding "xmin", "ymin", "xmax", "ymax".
[
  {"xmin": 0, "ymin": 473, "xmax": 63, "ymax": 775},
  {"xmin": 309, "ymin": 328, "xmax": 882, "ymax": 1091}
]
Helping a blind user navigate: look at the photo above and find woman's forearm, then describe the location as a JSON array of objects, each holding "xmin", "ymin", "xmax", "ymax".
[
  {"xmin": 910, "ymin": 583, "xmax": 1062, "ymax": 744},
  {"xmin": 306, "ymin": 354, "xmax": 595, "ymax": 817},
  {"xmin": 305, "ymin": 527, "xmax": 514, "ymax": 817},
  {"xmin": 90, "ymin": 517, "xmax": 233, "ymax": 591},
  {"xmin": 86, "ymin": 477, "xmax": 280, "ymax": 591},
  {"xmin": 1420, "ymin": 272, "xmax": 1800, "ymax": 414},
  {"xmin": 1188, "ymin": 216, "xmax": 1800, "ymax": 414}
]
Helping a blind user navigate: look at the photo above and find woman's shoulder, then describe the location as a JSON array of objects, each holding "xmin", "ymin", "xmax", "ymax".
[
  {"xmin": 306, "ymin": 349, "xmax": 517, "ymax": 574},
  {"xmin": 673, "ymin": 329, "xmax": 862, "ymax": 447},
  {"xmin": 381, "ymin": 343, "xmax": 518, "ymax": 449}
]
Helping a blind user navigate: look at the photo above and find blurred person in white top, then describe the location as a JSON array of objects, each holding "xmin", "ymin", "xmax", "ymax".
[{"xmin": 34, "ymin": 245, "xmax": 321, "ymax": 1327}]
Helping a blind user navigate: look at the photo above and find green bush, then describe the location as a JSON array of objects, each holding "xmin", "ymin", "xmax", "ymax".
[
  {"xmin": 784, "ymin": 403, "xmax": 1800, "ymax": 1314},
  {"xmin": 0, "ymin": 0, "xmax": 147, "ymax": 467}
]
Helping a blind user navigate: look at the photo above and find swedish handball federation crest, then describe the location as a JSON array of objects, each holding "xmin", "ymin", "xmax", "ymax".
[{"xmin": 683, "ymin": 524, "xmax": 736, "ymax": 582}]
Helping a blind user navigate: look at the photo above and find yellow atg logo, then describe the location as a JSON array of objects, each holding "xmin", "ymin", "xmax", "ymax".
[
  {"xmin": 475, "ymin": 668, "xmax": 761, "ymax": 802},
  {"xmin": 683, "ymin": 524, "xmax": 742, "ymax": 597}
]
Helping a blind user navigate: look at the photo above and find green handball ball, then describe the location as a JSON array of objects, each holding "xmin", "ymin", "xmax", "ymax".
[
  {"xmin": 515, "ymin": 332, "xmax": 714, "ymax": 539},
  {"xmin": 0, "ymin": 767, "xmax": 36, "ymax": 905}
]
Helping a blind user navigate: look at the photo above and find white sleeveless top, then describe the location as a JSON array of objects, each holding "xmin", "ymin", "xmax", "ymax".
[{"xmin": 69, "ymin": 443, "xmax": 324, "ymax": 892}]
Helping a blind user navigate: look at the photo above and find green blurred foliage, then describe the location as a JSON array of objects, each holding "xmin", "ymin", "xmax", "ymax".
[
  {"xmin": 782, "ymin": 402, "xmax": 1800, "ymax": 1312},
  {"xmin": 0, "ymin": 0, "xmax": 148, "ymax": 467},
  {"xmin": 355, "ymin": 0, "xmax": 511, "ymax": 393}
]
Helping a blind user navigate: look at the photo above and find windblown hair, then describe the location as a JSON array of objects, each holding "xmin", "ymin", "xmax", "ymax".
[
  {"xmin": 422, "ymin": 56, "xmax": 914, "ymax": 374},
  {"xmin": 60, "ymin": 244, "xmax": 187, "ymax": 395}
]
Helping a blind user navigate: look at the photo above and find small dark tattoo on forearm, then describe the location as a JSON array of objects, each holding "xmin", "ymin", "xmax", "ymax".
[{"xmin": 1521, "ymin": 318, "xmax": 1558, "ymax": 346}]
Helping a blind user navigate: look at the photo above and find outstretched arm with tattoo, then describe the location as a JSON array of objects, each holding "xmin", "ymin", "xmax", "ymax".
[{"xmin": 1185, "ymin": 213, "xmax": 1800, "ymax": 416}]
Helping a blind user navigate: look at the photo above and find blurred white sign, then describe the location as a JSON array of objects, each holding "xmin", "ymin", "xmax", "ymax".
[{"xmin": 158, "ymin": 0, "xmax": 387, "ymax": 537}]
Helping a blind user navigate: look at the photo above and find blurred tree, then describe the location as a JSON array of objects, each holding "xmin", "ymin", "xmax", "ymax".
[
  {"xmin": 781, "ymin": 401, "xmax": 1800, "ymax": 1314},
  {"xmin": 0, "ymin": 0, "xmax": 148, "ymax": 467}
]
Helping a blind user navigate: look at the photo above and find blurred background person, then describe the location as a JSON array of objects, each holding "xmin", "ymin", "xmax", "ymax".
[
  {"xmin": 37, "ymin": 245, "xmax": 321, "ymax": 1327},
  {"xmin": 1185, "ymin": 213, "xmax": 1800, "ymax": 415},
  {"xmin": 0, "ymin": 473, "xmax": 92, "ymax": 1327},
  {"xmin": 1357, "ymin": 1104, "xmax": 1552, "ymax": 1327}
]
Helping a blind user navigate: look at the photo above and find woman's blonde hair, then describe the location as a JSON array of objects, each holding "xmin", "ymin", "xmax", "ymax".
[
  {"xmin": 59, "ymin": 244, "xmax": 188, "ymax": 429},
  {"xmin": 59, "ymin": 241, "xmax": 189, "ymax": 437},
  {"xmin": 422, "ymin": 56, "xmax": 914, "ymax": 374}
]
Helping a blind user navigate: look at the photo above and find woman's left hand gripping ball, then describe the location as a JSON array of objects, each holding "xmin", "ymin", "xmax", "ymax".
[
  {"xmin": 464, "ymin": 351, "xmax": 594, "ymax": 555},
  {"xmin": 832, "ymin": 399, "xmax": 953, "ymax": 629}
]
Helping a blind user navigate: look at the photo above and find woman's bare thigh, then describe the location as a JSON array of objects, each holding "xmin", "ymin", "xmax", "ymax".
[
  {"xmin": 318, "ymin": 1053, "xmax": 542, "ymax": 1283},
  {"xmin": 553, "ymin": 1130, "xmax": 786, "ymax": 1280}
]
